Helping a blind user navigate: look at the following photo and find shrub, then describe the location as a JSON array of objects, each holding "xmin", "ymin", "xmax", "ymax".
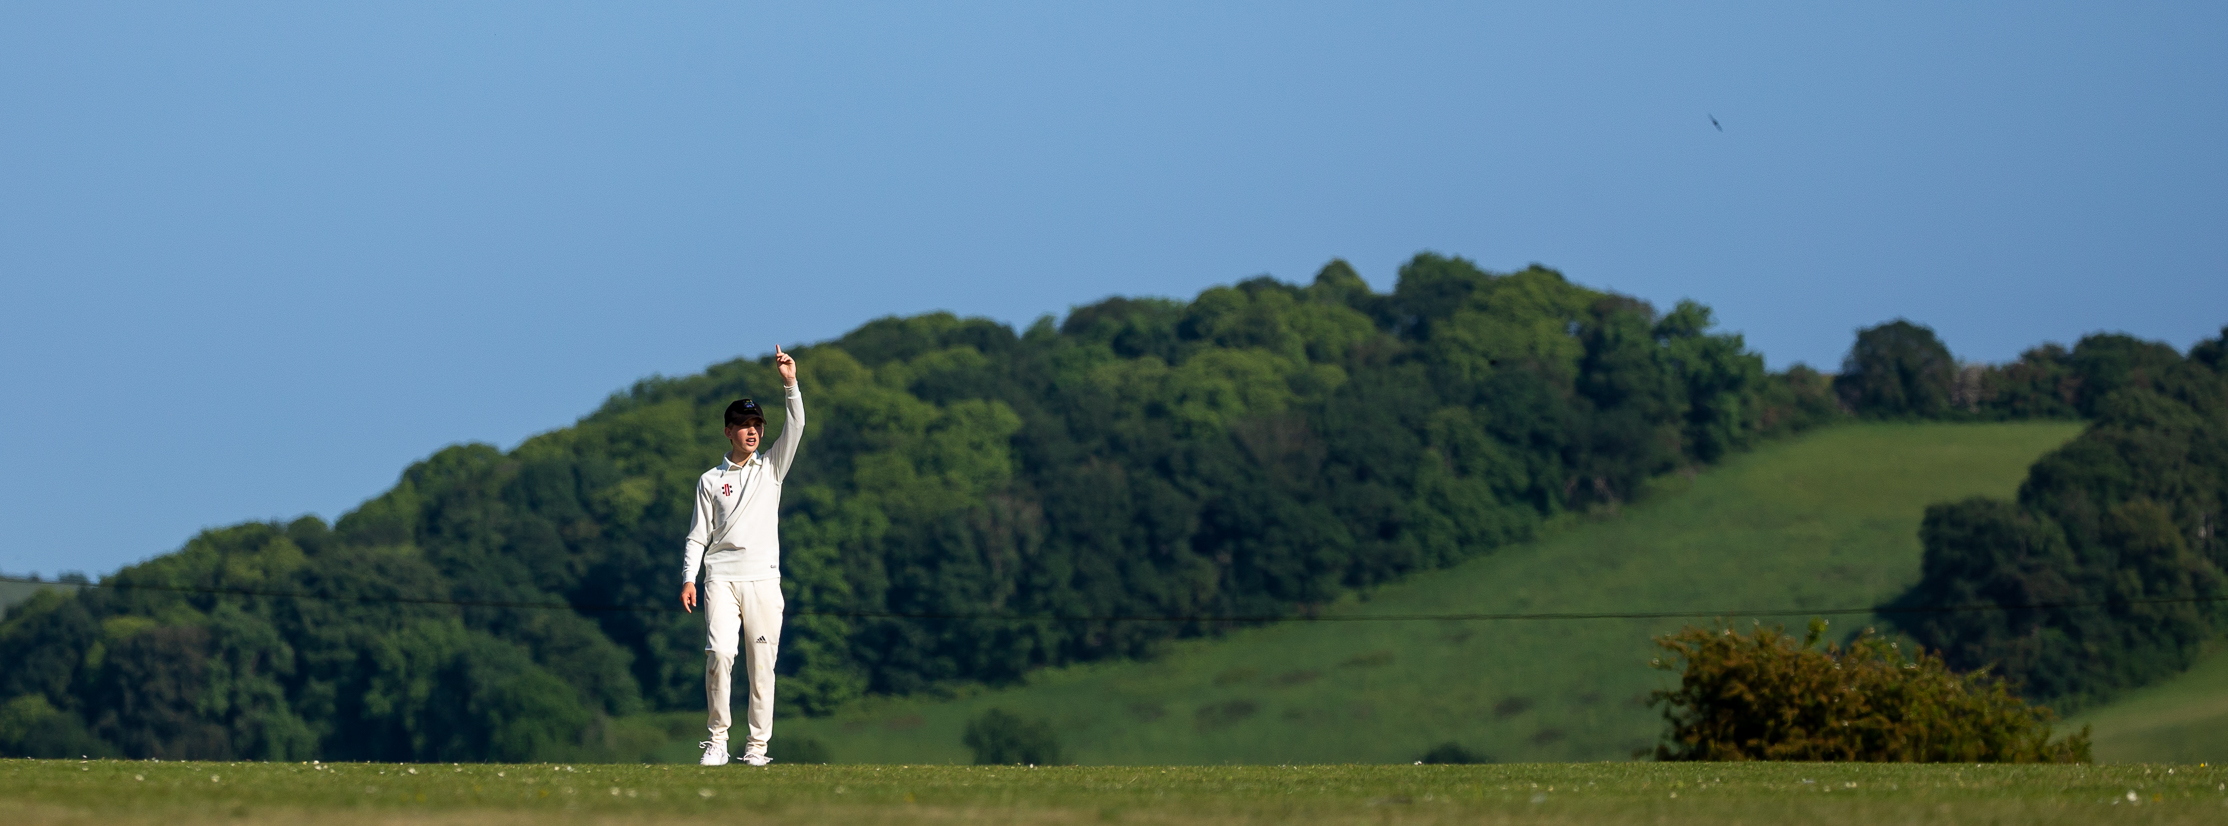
[
  {"xmin": 1419, "ymin": 742, "xmax": 1488, "ymax": 764},
  {"xmin": 1649, "ymin": 620, "xmax": 2090, "ymax": 762},
  {"xmin": 768, "ymin": 735, "xmax": 832, "ymax": 764},
  {"xmin": 962, "ymin": 708, "xmax": 1065, "ymax": 765}
]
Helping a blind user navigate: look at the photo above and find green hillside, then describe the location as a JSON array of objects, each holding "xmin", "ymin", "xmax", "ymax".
[
  {"xmin": 2072, "ymin": 644, "xmax": 2228, "ymax": 764},
  {"xmin": 754, "ymin": 421, "xmax": 2082, "ymax": 765}
]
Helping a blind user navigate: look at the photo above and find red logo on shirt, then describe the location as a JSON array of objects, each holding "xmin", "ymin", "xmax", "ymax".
[{"xmin": 721, "ymin": 483, "xmax": 733, "ymax": 496}]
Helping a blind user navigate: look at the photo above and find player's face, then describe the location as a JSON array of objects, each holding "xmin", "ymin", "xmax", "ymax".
[{"xmin": 727, "ymin": 423, "xmax": 763, "ymax": 455}]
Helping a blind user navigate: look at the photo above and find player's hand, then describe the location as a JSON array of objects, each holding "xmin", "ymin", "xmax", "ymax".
[
  {"xmin": 775, "ymin": 345, "xmax": 797, "ymax": 387},
  {"xmin": 680, "ymin": 583, "xmax": 697, "ymax": 613}
]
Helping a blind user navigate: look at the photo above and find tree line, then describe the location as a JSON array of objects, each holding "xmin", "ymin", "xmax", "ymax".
[
  {"xmin": 2, "ymin": 255, "xmax": 1839, "ymax": 760},
  {"xmin": 1855, "ymin": 321, "xmax": 2228, "ymax": 709},
  {"xmin": 1637, "ymin": 318, "xmax": 2223, "ymax": 764}
]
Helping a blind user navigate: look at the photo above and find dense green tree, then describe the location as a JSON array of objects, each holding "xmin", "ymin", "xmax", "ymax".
[
  {"xmin": 1894, "ymin": 327, "xmax": 2228, "ymax": 707},
  {"xmin": 1835, "ymin": 319, "xmax": 1957, "ymax": 418},
  {"xmin": 1974, "ymin": 343, "xmax": 2081, "ymax": 419},
  {"xmin": 1958, "ymin": 333, "xmax": 2195, "ymax": 421},
  {"xmin": 0, "ymin": 694, "xmax": 111, "ymax": 758},
  {"xmin": 350, "ymin": 620, "xmax": 593, "ymax": 762},
  {"xmin": 0, "ymin": 591, "xmax": 96, "ymax": 711},
  {"xmin": 89, "ymin": 625, "xmax": 230, "ymax": 759}
]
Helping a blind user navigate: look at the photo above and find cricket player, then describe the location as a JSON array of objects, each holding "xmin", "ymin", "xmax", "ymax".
[{"xmin": 681, "ymin": 346, "xmax": 802, "ymax": 766}]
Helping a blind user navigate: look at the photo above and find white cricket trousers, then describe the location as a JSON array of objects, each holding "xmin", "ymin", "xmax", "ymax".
[{"xmin": 703, "ymin": 578, "xmax": 783, "ymax": 755}]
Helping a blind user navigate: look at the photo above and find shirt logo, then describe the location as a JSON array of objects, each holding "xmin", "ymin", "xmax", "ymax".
[
  {"xmin": 721, "ymin": 483, "xmax": 733, "ymax": 496},
  {"xmin": 754, "ymin": 636, "xmax": 768, "ymax": 644}
]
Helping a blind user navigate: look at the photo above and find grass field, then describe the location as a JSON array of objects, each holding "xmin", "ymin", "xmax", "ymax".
[
  {"xmin": 756, "ymin": 422, "xmax": 2085, "ymax": 766},
  {"xmin": 2073, "ymin": 643, "xmax": 2228, "ymax": 765},
  {"xmin": 7, "ymin": 758, "xmax": 2225, "ymax": 825}
]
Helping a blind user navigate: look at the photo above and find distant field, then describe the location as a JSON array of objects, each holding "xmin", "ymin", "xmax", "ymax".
[
  {"xmin": 6, "ymin": 758, "xmax": 2224, "ymax": 826},
  {"xmin": 759, "ymin": 421, "xmax": 2084, "ymax": 766},
  {"xmin": 2074, "ymin": 644, "xmax": 2228, "ymax": 764}
]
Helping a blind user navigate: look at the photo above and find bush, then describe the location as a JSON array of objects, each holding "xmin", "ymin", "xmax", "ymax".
[
  {"xmin": 962, "ymin": 708, "xmax": 1065, "ymax": 765},
  {"xmin": 769, "ymin": 735, "xmax": 832, "ymax": 764},
  {"xmin": 1418, "ymin": 741, "xmax": 1488, "ymax": 764},
  {"xmin": 1649, "ymin": 620, "xmax": 2090, "ymax": 762}
]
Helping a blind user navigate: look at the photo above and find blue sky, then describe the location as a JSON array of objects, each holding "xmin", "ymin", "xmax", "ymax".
[{"xmin": 4, "ymin": 3, "xmax": 2223, "ymax": 578}]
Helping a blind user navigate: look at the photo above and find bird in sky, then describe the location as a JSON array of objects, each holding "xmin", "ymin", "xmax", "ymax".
[{"xmin": 1709, "ymin": 114, "xmax": 1722, "ymax": 131}]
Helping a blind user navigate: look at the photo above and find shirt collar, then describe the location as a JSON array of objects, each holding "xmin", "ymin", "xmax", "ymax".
[{"xmin": 724, "ymin": 452, "xmax": 759, "ymax": 470}]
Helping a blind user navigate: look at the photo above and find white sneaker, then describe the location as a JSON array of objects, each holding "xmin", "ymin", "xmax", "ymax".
[
  {"xmin": 740, "ymin": 752, "xmax": 772, "ymax": 767},
  {"xmin": 698, "ymin": 741, "xmax": 730, "ymax": 766}
]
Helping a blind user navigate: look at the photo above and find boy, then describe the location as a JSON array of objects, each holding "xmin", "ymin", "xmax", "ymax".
[{"xmin": 680, "ymin": 346, "xmax": 802, "ymax": 766}]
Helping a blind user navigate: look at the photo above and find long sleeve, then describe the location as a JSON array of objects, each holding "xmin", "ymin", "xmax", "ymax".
[
  {"xmin": 765, "ymin": 383, "xmax": 806, "ymax": 481},
  {"xmin": 681, "ymin": 478, "xmax": 714, "ymax": 583}
]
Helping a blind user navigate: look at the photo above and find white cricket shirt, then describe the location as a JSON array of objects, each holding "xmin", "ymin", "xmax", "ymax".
[{"xmin": 682, "ymin": 383, "xmax": 805, "ymax": 583}]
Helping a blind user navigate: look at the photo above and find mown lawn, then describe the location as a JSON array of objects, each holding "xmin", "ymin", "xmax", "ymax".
[{"xmin": 5, "ymin": 758, "xmax": 2225, "ymax": 825}]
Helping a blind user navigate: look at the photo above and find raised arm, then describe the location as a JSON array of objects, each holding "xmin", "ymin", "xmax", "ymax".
[{"xmin": 767, "ymin": 346, "xmax": 805, "ymax": 480}]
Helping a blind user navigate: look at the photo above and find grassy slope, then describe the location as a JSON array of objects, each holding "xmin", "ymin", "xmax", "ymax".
[
  {"xmin": 764, "ymin": 422, "xmax": 2083, "ymax": 765},
  {"xmin": 8, "ymin": 759, "xmax": 2226, "ymax": 826},
  {"xmin": 2072, "ymin": 643, "xmax": 2228, "ymax": 764}
]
